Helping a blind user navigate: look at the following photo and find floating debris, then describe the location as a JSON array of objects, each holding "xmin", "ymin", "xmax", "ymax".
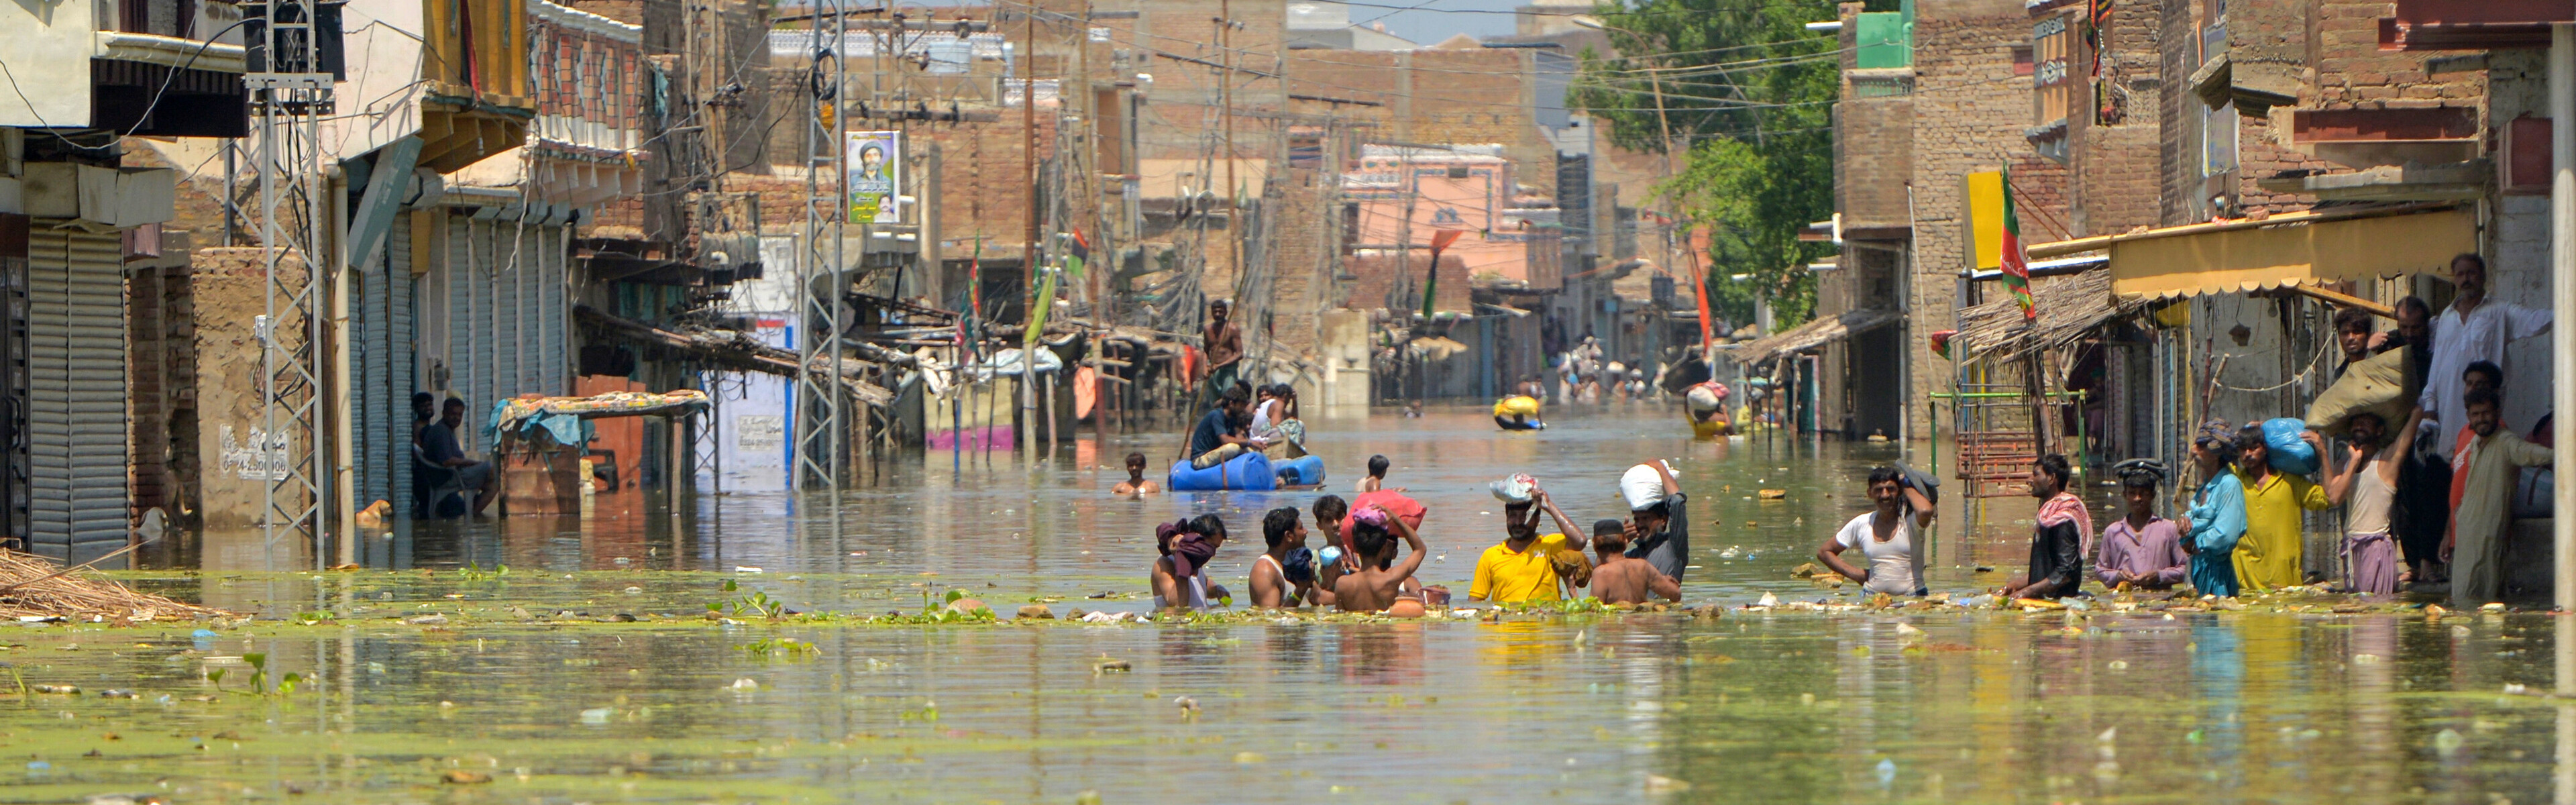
[{"xmin": 0, "ymin": 550, "xmax": 230, "ymax": 623}]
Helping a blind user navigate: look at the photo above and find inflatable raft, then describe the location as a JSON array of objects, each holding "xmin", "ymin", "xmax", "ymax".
[
  {"xmin": 1273, "ymin": 455, "xmax": 1327, "ymax": 486},
  {"xmin": 1167, "ymin": 451, "xmax": 1279, "ymax": 492}
]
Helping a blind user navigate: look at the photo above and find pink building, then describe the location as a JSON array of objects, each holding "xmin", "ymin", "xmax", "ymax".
[{"xmin": 1346, "ymin": 144, "xmax": 1559, "ymax": 304}]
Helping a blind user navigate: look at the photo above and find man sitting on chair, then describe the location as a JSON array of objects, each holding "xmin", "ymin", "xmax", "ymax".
[{"xmin": 419, "ymin": 397, "xmax": 498, "ymax": 516}]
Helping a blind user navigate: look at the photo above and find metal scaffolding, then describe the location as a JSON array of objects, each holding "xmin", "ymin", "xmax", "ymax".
[
  {"xmin": 246, "ymin": 0, "xmax": 335, "ymax": 567},
  {"xmin": 795, "ymin": 0, "xmax": 849, "ymax": 494}
]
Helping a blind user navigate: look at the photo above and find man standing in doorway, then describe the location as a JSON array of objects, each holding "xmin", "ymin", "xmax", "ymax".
[
  {"xmin": 2383, "ymin": 294, "xmax": 2449, "ymax": 584},
  {"xmin": 2418, "ymin": 254, "xmax": 2551, "ymax": 458},
  {"xmin": 2334, "ymin": 307, "xmax": 2377, "ymax": 380},
  {"xmin": 419, "ymin": 397, "xmax": 498, "ymax": 516}
]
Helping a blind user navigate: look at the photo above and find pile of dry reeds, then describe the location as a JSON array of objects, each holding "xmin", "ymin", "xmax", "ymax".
[{"xmin": 0, "ymin": 550, "xmax": 231, "ymax": 622}]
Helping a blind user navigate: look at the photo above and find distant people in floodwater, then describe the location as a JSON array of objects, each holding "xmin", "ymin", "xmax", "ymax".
[
  {"xmin": 1113, "ymin": 451, "xmax": 1162, "ymax": 496},
  {"xmin": 1493, "ymin": 394, "xmax": 1545, "ymax": 431}
]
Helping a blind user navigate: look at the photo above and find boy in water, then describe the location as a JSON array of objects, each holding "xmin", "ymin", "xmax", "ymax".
[
  {"xmin": 1356, "ymin": 454, "xmax": 1392, "ymax": 493},
  {"xmin": 1589, "ymin": 519, "xmax": 1680, "ymax": 604},
  {"xmin": 1250, "ymin": 507, "xmax": 1315, "ymax": 608},
  {"xmin": 1112, "ymin": 451, "xmax": 1162, "ymax": 496},
  {"xmin": 1333, "ymin": 504, "xmax": 1427, "ymax": 612},
  {"xmin": 1309, "ymin": 495, "xmax": 1349, "ymax": 608},
  {"xmin": 1150, "ymin": 515, "xmax": 1231, "ymax": 609}
]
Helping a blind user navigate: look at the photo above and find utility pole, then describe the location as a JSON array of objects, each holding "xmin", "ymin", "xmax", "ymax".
[
  {"xmin": 1218, "ymin": 0, "xmax": 1238, "ymax": 336},
  {"xmin": 1020, "ymin": 7, "xmax": 1039, "ymax": 468},
  {"xmin": 795, "ymin": 0, "xmax": 849, "ymax": 502},
  {"xmin": 248, "ymin": 0, "xmax": 335, "ymax": 568}
]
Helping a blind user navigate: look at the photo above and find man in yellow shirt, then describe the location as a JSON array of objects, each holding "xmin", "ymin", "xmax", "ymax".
[
  {"xmin": 2233, "ymin": 426, "xmax": 2331, "ymax": 592},
  {"xmin": 1470, "ymin": 489, "xmax": 1591, "ymax": 603}
]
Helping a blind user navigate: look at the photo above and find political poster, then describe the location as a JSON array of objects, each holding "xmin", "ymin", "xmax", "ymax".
[{"xmin": 846, "ymin": 130, "xmax": 901, "ymax": 223}]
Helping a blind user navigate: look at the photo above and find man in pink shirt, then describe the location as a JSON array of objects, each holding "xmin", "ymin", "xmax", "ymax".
[{"xmin": 2096, "ymin": 460, "xmax": 2187, "ymax": 591}]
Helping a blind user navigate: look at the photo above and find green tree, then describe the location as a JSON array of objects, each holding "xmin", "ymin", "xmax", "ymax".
[{"xmin": 1570, "ymin": 0, "xmax": 1866, "ymax": 328}]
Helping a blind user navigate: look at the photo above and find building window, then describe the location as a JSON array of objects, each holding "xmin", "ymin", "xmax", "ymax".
[
  {"xmin": 2202, "ymin": 101, "xmax": 2239, "ymax": 178},
  {"xmin": 2032, "ymin": 13, "xmax": 2074, "ymax": 129},
  {"xmin": 2011, "ymin": 45, "xmax": 2034, "ymax": 76}
]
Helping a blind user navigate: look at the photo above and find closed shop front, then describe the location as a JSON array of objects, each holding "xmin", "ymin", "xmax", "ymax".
[
  {"xmin": 23, "ymin": 228, "xmax": 131, "ymax": 562},
  {"xmin": 418, "ymin": 202, "xmax": 573, "ymax": 457}
]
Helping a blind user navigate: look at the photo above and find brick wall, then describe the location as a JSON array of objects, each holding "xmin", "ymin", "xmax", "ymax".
[
  {"xmin": 2155, "ymin": 0, "xmax": 2196, "ymax": 225},
  {"xmin": 2068, "ymin": 0, "xmax": 2161, "ymax": 235},
  {"xmin": 1346, "ymin": 252, "xmax": 1470, "ymax": 315},
  {"xmin": 1904, "ymin": 0, "xmax": 2065, "ymax": 436},
  {"xmin": 1836, "ymin": 96, "xmax": 1915, "ymax": 233},
  {"xmin": 1282, "ymin": 48, "xmax": 1553, "ymax": 193},
  {"xmin": 1263, "ymin": 169, "xmax": 1332, "ymax": 356}
]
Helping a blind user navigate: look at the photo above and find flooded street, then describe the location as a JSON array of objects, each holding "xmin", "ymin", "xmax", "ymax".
[{"xmin": 13, "ymin": 405, "xmax": 2569, "ymax": 803}]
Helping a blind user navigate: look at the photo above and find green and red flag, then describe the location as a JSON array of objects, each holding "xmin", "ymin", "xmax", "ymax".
[
  {"xmin": 1998, "ymin": 166, "xmax": 2037, "ymax": 322},
  {"xmin": 1063, "ymin": 227, "xmax": 1091, "ymax": 280},
  {"xmin": 1421, "ymin": 229, "xmax": 1464, "ymax": 318}
]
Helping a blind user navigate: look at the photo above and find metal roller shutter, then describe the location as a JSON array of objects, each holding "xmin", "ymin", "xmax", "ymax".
[
  {"xmin": 531, "ymin": 223, "xmax": 568, "ymax": 395},
  {"xmin": 25, "ymin": 230, "xmax": 130, "ymax": 562},
  {"xmin": 352, "ymin": 215, "xmax": 419, "ymax": 515},
  {"xmin": 493, "ymin": 219, "xmax": 521, "ymax": 402},
  {"xmin": 390, "ymin": 225, "xmax": 414, "ymax": 502},
  {"xmin": 356, "ymin": 235, "xmax": 386, "ymax": 510}
]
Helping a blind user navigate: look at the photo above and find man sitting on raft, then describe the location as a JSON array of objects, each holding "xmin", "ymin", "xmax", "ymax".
[{"xmin": 1187, "ymin": 384, "xmax": 1265, "ymax": 470}]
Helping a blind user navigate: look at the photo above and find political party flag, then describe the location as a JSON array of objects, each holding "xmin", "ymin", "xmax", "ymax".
[
  {"xmin": 1064, "ymin": 227, "xmax": 1091, "ymax": 280},
  {"xmin": 1999, "ymin": 167, "xmax": 2036, "ymax": 322}
]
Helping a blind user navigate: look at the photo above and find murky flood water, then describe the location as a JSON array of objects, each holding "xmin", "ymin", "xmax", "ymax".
[{"xmin": 15, "ymin": 405, "xmax": 2569, "ymax": 802}]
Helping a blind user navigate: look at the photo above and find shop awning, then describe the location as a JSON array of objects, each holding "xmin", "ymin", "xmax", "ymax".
[
  {"xmin": 1727, "ymin": 309, "xmax": 1900, "ymax": 365},
  {"xmin": 2023, "ymin": 204, "xmax": 2476, "ymax": 301},
  {"xmin": 1948, "ymin": 268, "xmax": 2151, "ymax": 367}
]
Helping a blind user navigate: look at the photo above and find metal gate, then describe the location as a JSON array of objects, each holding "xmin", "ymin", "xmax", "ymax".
[
  {"xmin": 352, "ymin": 211, "xmax": 418, "ymax": 516},
  {"xmin": 25, "ymin": 230, "xmax": 131, "ymax": 561},
  {"xmin": 430, "ymin": 207, "xmax": 570, "ymax": 455}
]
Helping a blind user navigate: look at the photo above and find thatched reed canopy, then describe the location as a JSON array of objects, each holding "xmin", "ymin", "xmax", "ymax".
[
  {"xmin": 1950, "ymin": 268, "xmax": 2149, "ymax": 367},
  {"xmin": 1727, "ymin": 309, "xmax": 1900, "ymax": 365}
]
